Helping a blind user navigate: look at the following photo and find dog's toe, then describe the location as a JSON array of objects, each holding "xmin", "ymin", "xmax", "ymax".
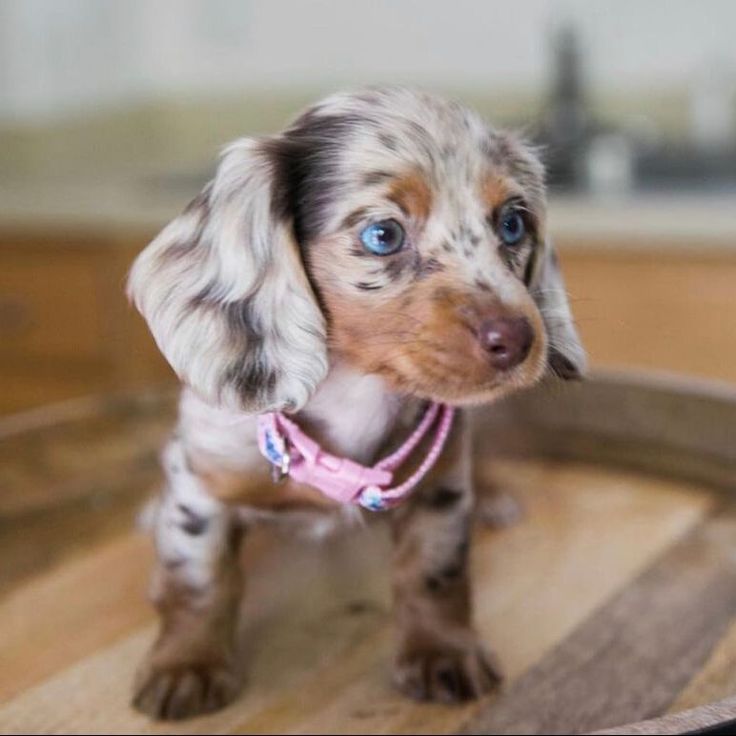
[
  {"xmin": 393, "ymin": 640, "xmax": 501, "ymax": 704},
  {"xmin": 133, "ymin": 661, "xmax": 239, "ymax": 720}
]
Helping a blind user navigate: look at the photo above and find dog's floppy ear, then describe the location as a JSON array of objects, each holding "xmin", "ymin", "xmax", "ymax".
[
  {"xmin": 529, "ymin": 238, "xmax": 587, "ymax": 379},
  {"xmin": 127, "ymin": 137, "xmax": 328, "ymax": 412}
]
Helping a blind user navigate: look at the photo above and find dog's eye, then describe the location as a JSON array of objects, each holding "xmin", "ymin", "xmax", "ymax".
[
  {"xmin": 360, "ymin": 219, "xmax": 405, "ymax": 256},
  {"xmin": 498, "ymin": 206, "xmax": 526, "ymax": 247}
]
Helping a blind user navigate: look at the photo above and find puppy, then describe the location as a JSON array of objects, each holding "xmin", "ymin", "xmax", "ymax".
[{"xmin": 127, "ymin": 87, "xmax": 585, "ymax": 720}]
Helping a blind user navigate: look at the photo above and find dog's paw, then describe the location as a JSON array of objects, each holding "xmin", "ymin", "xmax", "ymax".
[
  {"xmin": 475, "ymin": 491, "xmax": 524, "ymax": 528},
  {"xmin": 132, "ymin": 658, "xmax": 239, "ymax": 720},
  {"xmin": 393, "ymin": 638, "xmax": 502, "ymax": 703}
]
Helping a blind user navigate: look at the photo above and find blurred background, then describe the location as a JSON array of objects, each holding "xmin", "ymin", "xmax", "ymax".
[
  {"xmin": 1, "ymin": 0, "xmax": 736, "ymax": 415},
  {"xmin": 4, "ymin": 5, "xmax": 736, "ymax": 731}
]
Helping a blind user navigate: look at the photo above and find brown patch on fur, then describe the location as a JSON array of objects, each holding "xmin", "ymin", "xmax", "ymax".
[
  {"xmin": 387, "ymin": 171, "xmax": 432, "ymax": 221},
  {"xmin": 308, "ymin": 247, "xmax": 546, "ymax": 405},
  {"xmin": 188, "ymin": 450, "xmax": 340, "ymax": 511},
  {"xmin": 480, "ymin": 175, "xmax": 514, "ymax": 214}
]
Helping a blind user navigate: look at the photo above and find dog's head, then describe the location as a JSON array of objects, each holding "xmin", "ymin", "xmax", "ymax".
[{"xmin": 128, "ymin": 87, "xmax": 585, "ymax": 412}]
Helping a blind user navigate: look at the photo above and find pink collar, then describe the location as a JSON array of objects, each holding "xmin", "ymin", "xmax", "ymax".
[{"xmin": 257, "ymin": 403, "xmax": 455, "ymax": 511}]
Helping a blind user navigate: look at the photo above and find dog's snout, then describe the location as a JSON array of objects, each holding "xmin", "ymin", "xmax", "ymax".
[{"xmin": 477, "ymin": 316, "xmax": 533, "ymax": 370}]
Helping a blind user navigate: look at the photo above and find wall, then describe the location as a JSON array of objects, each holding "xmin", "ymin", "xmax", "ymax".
[{"xmin": 1, "ymin": 0, "xmax": 735, "ymax": 123}]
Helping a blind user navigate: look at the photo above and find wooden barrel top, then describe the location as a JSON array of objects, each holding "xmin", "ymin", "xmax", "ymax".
[{"xmin": 3, "ymin": 371, "xmax": 736, "ymax": 734}]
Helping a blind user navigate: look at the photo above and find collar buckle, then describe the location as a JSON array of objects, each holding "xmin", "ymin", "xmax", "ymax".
[{"xmin": 270, "ymin": 440, "xmax": 291, "ymax": 484}]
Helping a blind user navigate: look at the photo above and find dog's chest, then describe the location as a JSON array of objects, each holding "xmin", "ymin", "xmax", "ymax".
[
  {"xmin": 297, "ymin": 366, "xmax": 402, "ymax": 464},
  {"xmin": 178, "ymin": 367, "xmax": 404, "ymax": 518}
]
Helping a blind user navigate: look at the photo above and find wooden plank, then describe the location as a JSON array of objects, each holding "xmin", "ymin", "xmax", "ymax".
[
  {"xmin": 461, "ymin": 508, "xmax": 736, "ymax": 736},
  {"xmin": 0, "ymin": 391, "xmax": 173, "ymax": 593},
  {"xmin": 285, "ymin": 462, "xmax": 714, "ymax": 736},
  {"xmin": 595, "ymin": 695, "xmax": 736, "ymax": 735},
  {"xmin": 0, "ymin": 390, "xmax": 174, "ymax": 519},
  {"xmin": 0, "ymin": 460, "xmax": 713, "ymax": 734},
  {"xmin": 0, "ymin": 479, "xmax": 149, "ymax": 596},
  {"xmin": 668, "ymin": 601, "xmax": 736, "ymax": 713},
  {"xmin": 478, "ymin": 370, "xmax": 736, "ymax": 493},
  {"xmin": 0, "ymin": 534, "xmax": 153, "ymax": 704}
]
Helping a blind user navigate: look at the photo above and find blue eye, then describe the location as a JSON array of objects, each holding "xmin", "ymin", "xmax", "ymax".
[
  {"xmin": 360, "ymin": 219, "xmax": 405, "ymax": 256},
  {"xmin": 499, "ymin": 207, "xmax": 526, "ymax": 246}
]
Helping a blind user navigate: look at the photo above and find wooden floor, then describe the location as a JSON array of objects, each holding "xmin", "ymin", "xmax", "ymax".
[{"xmin": 5, "ymin": 390, "xmax": 736, "ymax": 734}]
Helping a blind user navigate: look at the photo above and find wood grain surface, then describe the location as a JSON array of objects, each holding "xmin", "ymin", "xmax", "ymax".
[{"xmin": 3, "ymin": 376, "xmax": 736, "ymax": 734}]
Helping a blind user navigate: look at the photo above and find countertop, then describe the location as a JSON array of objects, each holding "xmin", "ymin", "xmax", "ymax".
[{"xmin": 0, "ymin": 176, "xmax": 734, "ymax": 247}]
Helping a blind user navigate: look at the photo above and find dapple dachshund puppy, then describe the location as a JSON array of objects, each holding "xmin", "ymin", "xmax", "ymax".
[{"xmin": 127, "ymin": 87, "xmax": 585, "ymax": 720}]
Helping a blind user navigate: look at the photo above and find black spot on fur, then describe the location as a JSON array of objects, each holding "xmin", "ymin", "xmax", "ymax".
[
  {"xmin": 441, "ymin": 239, "xmax": 453, "ymax": 253},
  {"xmin": 177, "ymin": 504, "xmax": 208, "ymax": 536},
  {"xmin": 223, "ymin": 298, "xmax": 262, "ymax": 346},
  {"xmin": 223, "ymin": 358, "xmax": 278, "ymax": 406},
  {"xmin": 162, "ymin": 186, "xmax": 212, "ymax": 262},
  {"xmin": 342, "ymin": 207, "xmax": 370, "ymax": 231},
  {"xmin": 416, "ymin": 257, "xmax": 444, "ymax": 280},
  {"xmin": 549, "ymin": 347, "xmax": 582, "ymax": 380},
  {"xmin": 456, "ymin": 536, "xmax": 470, "ymax": 563},
  {"xmin": 187, "ymin": 279, "xmax": 221, "ymax": 309},
  {"xmin": 184, "ymin": 293, "xmax": 278, "ymax": 406},
  {"xmin": 227, "ymin": 523, "xmax": 245, "ymax": 555},
  {"xmin": 362, "ymin": 170, "xmax": 394, "ymax": 187},
  {"xmin": 266, "ymin": 112, "xmax": 366, "ymax": 245},
  {"xmin": 355, "ymin": 281, "xmax": 383, "ymax": 291},
  {"xmin": 384, "ymin": 257, "xmax": 408, "ymax": 281},
  {"xmin": 407, "ymin": 120, "xmax": 432, "ymax": 154},
  {"xmin": 424, "ymin": 560, "xmax": 465, "ymax": 594},
  {"xmin": 439, "ymin": 561, "xmax": 463, "ymax": 580},
  {"xmin": 164, "ymin": 556, "xmax": 187, "ymax": 570},
  {"xmin": 498, "ymin": 244, "xmax": 515, "ymax": 272},
  {"xmin": 163, "ymin": 234, "xmax": 204, "ymax": 263},
  {"xmin": 219, "ymin": 298, "xmax": 278, "ymax": 404},
  {"xmin": 183, "ymin": 183, "xmax": 212, "ymax": 217},
  {"xmin": 458, "ymin": 222, "xmax": 473, "ymax": 241},
  {"xmin": 423, "ymin": 526, "xmax": 470, "ymax": 594},
  {"xmin": 345, "ymin": 599, "xmax": 380, "ymax": 616},
  {"xmin": 424, "ymin": 486, "xmax": 463, "ymax": 510},
  {"xmin": 474, "ymin": 278, "xmax": 492, "ymax": 293},
  {"xmin": 378, "ymin": 132, "xmax": 399, "ymax": 151},
  {"xmin": 524, "ymin": 249, "xmax": 537, "ymax": 285}
]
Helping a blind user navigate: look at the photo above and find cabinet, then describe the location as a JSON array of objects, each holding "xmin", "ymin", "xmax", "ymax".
[{"xmin": 0, "ymin": 226, "xmax": 174, "ymax": 414}]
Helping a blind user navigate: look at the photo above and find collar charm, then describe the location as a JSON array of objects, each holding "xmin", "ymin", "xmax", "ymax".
[{"xmin": 257, "ymin": 403, "xmax": 455, "ymax": 511}]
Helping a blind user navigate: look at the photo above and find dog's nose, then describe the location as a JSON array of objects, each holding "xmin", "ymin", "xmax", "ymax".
[{"xmin": 478, "ymin": 316, "xmax": 533, "ymax": 370}]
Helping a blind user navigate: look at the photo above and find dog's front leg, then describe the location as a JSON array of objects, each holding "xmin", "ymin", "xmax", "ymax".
[
  {"xmin": 390, "ymin": 414, "xmax": 501, "ymax": 703},
  {"xmin": 133, "ymin": 438, "xmax": 244, "ymax": 720}
]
